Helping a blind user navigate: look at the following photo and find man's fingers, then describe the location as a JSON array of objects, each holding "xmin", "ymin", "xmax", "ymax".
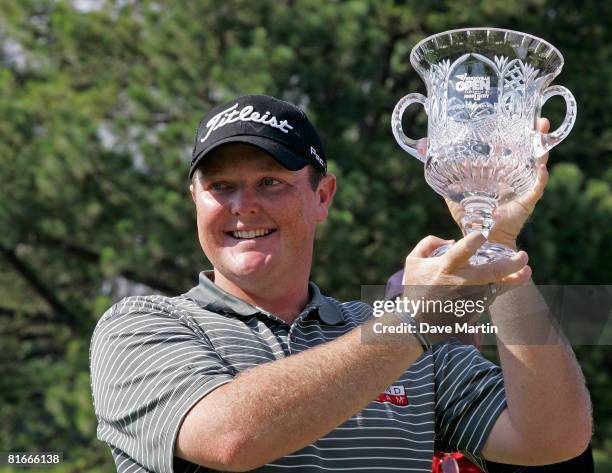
[
  {"xmin": 416, "ymin": 137, "xmax": 428, "ymax": 156},
  {"xmin": 537, "ymin": 117, "xmax": 550, "ymax": 133},
  {"xmin": 408, "ymin": 235, "xmax": 455, "ymax": 259},
  {"xmin": 532, "ymin": 163, "xmax": 549, "ymax": 201},
  {"xmin": 499, "ymin": 265, "xmax": 532, "ymax": 287},
  {"xmin": 492, "ymin": 265, "xmax": 533, "ymax": 298},
  {"xmin": 442, "ymin": 232, "xmax": 487, "ymax": 269},
  {"xmin": 517, "ymin": 162, "xmax": 549, "ymax": 210},
  {"xmin": 466, "ymin": 250, "xmax": 529, "ymax": 284},
  {"xmin": 537, "ymin": 118, "xmax": 551, "ymax": 165}
]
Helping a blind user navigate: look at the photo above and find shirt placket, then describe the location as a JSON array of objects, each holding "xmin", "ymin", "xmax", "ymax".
[
  {"xmin": 287, "ymin": 304, "xmax": 319, "ymax": 349},
  {"xmin": 252, "ymin": 306, "xmax": 294, "ymax": 354},
  {"xmin": 254, "ymin": 304, "xmax": 319, "ymax": 353}
]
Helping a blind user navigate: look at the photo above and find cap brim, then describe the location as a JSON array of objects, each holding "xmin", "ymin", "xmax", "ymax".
[{"xmin": 189, "ymin": 135, "xmax": 310, "ymax": 179}]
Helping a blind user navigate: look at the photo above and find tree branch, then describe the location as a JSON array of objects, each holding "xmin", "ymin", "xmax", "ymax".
[
  {"xmin": 359, "ymin": 27, "xmax": 402, "ymax": 143},
  {"xmin": 0, "ymin": 245, "xmax": 79, "ymax": 330},
  {"xmin": 31, "ymin": 236, "xmax": 184, "ymax": 294},
  {"xmin": 0, "ymin": 305, "xmax": 55, "ymax": 322}
]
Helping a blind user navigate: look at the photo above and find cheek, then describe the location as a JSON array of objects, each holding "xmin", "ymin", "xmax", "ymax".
[
  {"xmin": 278, "ymin": 198, "xmax": 317, "ymax": 237},
  {"xmin": 196, "ymin": 198, "xmax": 226, "ymax": 237}
]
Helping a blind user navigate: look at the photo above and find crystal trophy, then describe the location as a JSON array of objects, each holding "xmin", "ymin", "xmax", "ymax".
[{"xmin": 392, "ymin": 28, "xmax": 577, "ymax": 262}]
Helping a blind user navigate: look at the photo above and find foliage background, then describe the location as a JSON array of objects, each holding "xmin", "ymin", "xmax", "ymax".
[{"xmin": 0, "ymin": 0, "xmax": 610, "ymax": 471}]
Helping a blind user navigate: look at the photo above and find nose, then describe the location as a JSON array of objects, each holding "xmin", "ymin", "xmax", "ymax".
[{"xmin": 230, "ymin": 187, "xmax": 261, "ymax": 216}]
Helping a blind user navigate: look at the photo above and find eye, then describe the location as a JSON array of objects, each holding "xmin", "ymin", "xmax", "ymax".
[
  {"xmin": 208, "ymin": 182, "xmax": 232, "ymax": 191},
  {"xmin": 261, "ymin": 177, "xmax": 282, "ymax": 187}
]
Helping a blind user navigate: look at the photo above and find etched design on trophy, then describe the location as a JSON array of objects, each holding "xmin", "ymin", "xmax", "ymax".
[{"xmin": 392, "ymin": 28, "xmax": 577, "ymax": 263}]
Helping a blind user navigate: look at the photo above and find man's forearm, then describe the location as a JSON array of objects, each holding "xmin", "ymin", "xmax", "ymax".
[
  {"xmin": 176, "ymin": 315, "xmax": 423, "ymax": 471},
  {"xmin": 489, "ymin": 280, "xmax": 592, "ymax": 452}
]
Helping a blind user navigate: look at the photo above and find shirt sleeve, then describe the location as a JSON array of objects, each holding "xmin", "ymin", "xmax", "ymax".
[
  {"xmin": 432, "ymin": 338, "xmax": 522, "ymax": 472},
  {"xmin": 89, "ymin": 296, "xmax": 235, "ymax": 473}
]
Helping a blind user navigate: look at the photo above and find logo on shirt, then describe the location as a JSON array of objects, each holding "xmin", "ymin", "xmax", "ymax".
[{"xmin": 375, "ymin": 385, "xmax": 409, "ymax": 407}]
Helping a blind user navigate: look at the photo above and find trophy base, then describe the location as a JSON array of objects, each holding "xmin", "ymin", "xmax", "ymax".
[{"xmin": 429, "ymin": 241, "xmax": 516, "ymax": 265}]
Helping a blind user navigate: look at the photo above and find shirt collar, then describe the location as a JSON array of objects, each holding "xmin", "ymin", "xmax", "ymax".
[{"xmin": 183, "ymin": 270, "xmax": 344, "ymax": 326}]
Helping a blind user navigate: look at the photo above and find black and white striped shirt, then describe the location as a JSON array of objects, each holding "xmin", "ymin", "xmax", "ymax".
[{"xmin": 90, "ymin": 271, "xmax": 510, "ymax": 472}]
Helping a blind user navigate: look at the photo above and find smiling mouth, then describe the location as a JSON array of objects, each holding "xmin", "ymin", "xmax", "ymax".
[{"xmin": 227, "ymin": 228, "xmax": 277, "ymax": 239}]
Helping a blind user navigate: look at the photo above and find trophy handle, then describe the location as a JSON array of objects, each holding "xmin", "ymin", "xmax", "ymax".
[
  {"xmin": 391, "ymin": 93, "xmax": 428, "ymax": 163},
  {"xmin": 539, "ymin": 85, "xmax": 577, "ymax": 153}
]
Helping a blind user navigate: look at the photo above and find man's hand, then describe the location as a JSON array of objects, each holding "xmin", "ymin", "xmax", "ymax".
[
  {"xmin": 443, "ymin": 118, "xmax": 551, "ymax": 249},
  {"xmin": 403, "ymin": 232, "xmax": 531, "ymax": 288},
  {"xmin": 400, "ymin": 233, "xmax": 531, "ymax": 329}
]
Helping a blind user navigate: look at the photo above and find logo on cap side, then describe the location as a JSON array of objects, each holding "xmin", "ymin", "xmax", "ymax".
[
  {"xmin": 200, "ymin": 103, "xmax": 294, "ymax": 143},
  {"xmin": 310, "ymin": 146, "xmax": 325, "ymax": 169}
]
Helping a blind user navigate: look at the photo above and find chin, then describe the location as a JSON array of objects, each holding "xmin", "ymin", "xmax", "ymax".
[{"xmin": 229, "ymin": 253, "xmax": 275, "ymax": 278}]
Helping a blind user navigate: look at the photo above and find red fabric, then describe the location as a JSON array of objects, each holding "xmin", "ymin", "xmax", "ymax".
[{"xmin": 432, "ymin": 452, "xmax": 483, "ymax": 473}]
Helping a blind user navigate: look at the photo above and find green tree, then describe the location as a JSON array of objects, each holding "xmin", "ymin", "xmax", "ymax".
[{"xmin": 1, "ymin": 1, "xmax": 610, "ymax": 471}]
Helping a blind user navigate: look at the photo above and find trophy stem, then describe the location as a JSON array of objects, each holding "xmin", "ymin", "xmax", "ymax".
[
  {"xmin": 456, "ymin": 195, "xmax": 516, "ymax": 263},
  {"xmin": 429, "ymin": 192, "xmax": 514, "ymax": 261},
  {"xmin": 460, "ymin": 196, "xmax": 496, "ymax": 239}
]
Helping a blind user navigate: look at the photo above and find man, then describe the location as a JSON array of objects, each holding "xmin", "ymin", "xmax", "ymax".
[{"xmin": 89, "ymin": 95, "xmax": 592, "ymax": 473}]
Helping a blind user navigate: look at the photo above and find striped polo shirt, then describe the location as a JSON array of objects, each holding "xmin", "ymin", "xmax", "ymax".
[{"xmin": 89, "ymin": 271, "xmax": 514, "ymax": 473}]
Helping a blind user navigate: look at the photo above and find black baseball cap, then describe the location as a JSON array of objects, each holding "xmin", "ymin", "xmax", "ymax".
[{"xmin": 189, "ymin": 94, "xmax": 327, "ymax": 179}]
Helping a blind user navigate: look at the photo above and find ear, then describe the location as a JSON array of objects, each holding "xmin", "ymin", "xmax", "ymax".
[
  {"xmin": 314, "ymin": 173, "xmax": 337, "ymax": 223},
  {"xmin": 189, "ymin": 183, "xmax": 196, "ymax": 203}
]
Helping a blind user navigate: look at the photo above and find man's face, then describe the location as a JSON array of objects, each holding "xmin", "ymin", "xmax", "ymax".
[{"xmin": 190, "ymin": 144, "xmax": 335, "ymax": 288}]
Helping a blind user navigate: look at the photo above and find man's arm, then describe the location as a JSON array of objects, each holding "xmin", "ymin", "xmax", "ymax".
[
  {"xmin": 481, "ymin": 279, "xmax": 592, "ymax": 464},
  {"xmin": 175, "ymin": 233, "xmax": 528, "ymax": 471},
  {"xmin": 175, "ymin": 315, "xmax": 424, "ymax": 471},
  {"xmin": 442, "ymin": 118, "xmax": 591, "ymax": 463}
]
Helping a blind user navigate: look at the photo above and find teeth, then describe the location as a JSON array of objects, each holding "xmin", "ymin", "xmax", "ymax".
[{"xmin": 232, "ymin": 229, "xmax": 273, "ymax": 239}]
